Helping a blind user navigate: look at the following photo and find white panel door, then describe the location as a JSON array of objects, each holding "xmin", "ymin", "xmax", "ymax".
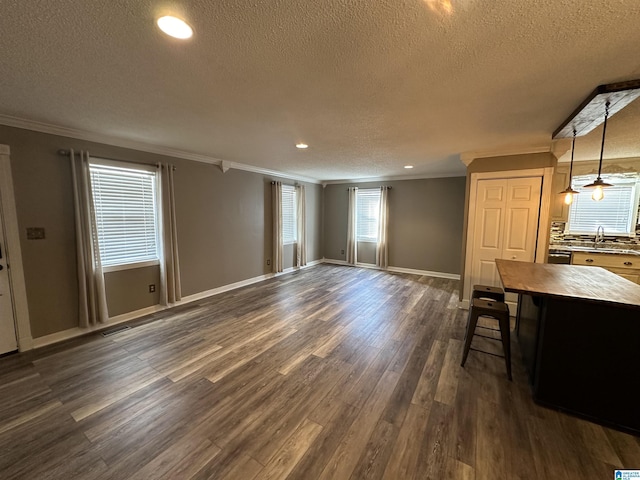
[
  {"xmin": 0, "ymin": 195, "xmax": 18, "ymax": 355},
  {"xmin": 470, "ymin": 177, "xmax": 542, "ymax": 296},
  {"xmin": 470, "ymin": 179, "xmax": 506, "ymax": 291},
  {"xmin": 503, "ymin": 177, "xmax": 542, "ymax": 262}
]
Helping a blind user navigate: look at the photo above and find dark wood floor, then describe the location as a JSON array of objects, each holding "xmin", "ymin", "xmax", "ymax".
[{"xmin": 1, "ymin": 264, "xmax": 638, "ymax": 479}]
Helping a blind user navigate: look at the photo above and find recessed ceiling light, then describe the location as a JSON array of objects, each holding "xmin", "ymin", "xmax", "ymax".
[
  {"xmin": 157, "ymin": 16, "xmax": 193, "ymax": 39},
  {"xmin": 404, "ymin": 165, "xmax": 414, "ymax": 169},
  {"xmin": 296, "ymin": 143, "xmax": 309, "ymax": 149}
]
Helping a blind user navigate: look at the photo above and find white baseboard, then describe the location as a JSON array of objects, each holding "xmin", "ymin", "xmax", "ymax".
[
  {"xmin": 178, "ymin": 273, "xmax": 276, "ymax": 304},
  {"xmin": 386, "ymin": 265, "xmax": 460, "ymax": 280},
  {"xmin": 273, "ymin": 258, "xmax": 324, "ymax": 277},
  {"xmin": 30, "ymin": 261, "xmax": 328, "ymax": 349},
  {"xmin": 322, "ymin": 258, "xmax": 350, "ymax": 266},
  {"xmin": 321, "ymin": 258, "xmax": 460, "ymax": 280},
  {"xmin": 305, "ymin": 258, "xmax": 324, "ymax": 267},
  {"xmin": 30, "ymin": 258, "xmax": 458, "ymax": 350},
  {"xmin": 31, "ymin": 304, "xmax": 166, "ymax": 349}
]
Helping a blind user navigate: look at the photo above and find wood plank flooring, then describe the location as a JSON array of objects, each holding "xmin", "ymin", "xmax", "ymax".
[{"xmin": 1, "ymin": 264, "xmax": 638, "ymax": 479}]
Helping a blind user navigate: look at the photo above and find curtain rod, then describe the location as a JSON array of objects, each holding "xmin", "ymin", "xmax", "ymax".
[
  {"xmin": 346, "ymin": 186, "xmax": 392, "ymax": 190},
  {"xmin": 57, "ymin": 149, "xmax": 176, "ymax": 170}
]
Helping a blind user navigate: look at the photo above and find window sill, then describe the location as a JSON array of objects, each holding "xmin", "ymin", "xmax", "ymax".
[
  {"xmin": 103, "ymin": 260, "xmax": 160, "ymax": 273},
  {"xmin": 283, "ymin": 241, "xmax": 298, "ymax": 246}
]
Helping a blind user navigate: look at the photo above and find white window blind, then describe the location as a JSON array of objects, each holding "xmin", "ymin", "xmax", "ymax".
[
  {"xmin": 90, "ymin": 163, "xmax": 160, "ymax": 267},
  {"xmin": 356, "ymin": 188, "xmax": 381, "ymax": 242},
  {"xmin": 567, "ymin": 177, "xmax": 638, "ymax": 235},
  {"xmin": 282, "ymin": 185, "xmax": 297, "ymax": 244}
]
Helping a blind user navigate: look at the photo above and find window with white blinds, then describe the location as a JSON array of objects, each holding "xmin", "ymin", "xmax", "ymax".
[
  {"xmin": 90, "ymin": 162, "xmax": 160, "ymax": 268},
  {"xmin": 567, "ymin": 176, "xmax": 639, "ymax": 235},
  {"xmin": 356, "ymin": 188, "xmax": 381, "ymax": 242},
  {"xmin": 282, "ymin": 185, "xmax": 297, "ymax": 244}
]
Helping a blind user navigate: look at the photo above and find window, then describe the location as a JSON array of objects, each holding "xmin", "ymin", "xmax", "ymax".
[
  {"xmin": 90, "ymin": 161, "xmax": 160, "ymax": 269},
  {"xmin": 567, "ymin": 174, "xmax": 640, "ymax": 236},
  {"xmin": 282, "ymin": 184, "xmax": 297, "ymax": 244},
  {"xmin": 356, "ymin": 188, "xmax": 381, "ymax": 242}
]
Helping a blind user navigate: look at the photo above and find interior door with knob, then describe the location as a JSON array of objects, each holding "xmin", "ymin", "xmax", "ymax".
[
  {"xmin": 503, "ymin": 177, "xmax": 543, "ymax": 263},
  {"xmin": 469, "ymin": 176, "xmax": 542, "ymax": 304},
  {"xmin": 0, "ymin": 195, "xmax": 18, "ymax": 355}
]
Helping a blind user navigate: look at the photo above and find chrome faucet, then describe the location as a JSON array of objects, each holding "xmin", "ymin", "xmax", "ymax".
[{"xmin": 595, "ymin": 225, "xmax": 605, "ymax": 247}]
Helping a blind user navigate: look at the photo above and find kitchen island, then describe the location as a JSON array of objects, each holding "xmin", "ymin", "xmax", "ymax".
[{"xmin": 495, "ymin": 259, "xmax": 640, "ymax": 434}]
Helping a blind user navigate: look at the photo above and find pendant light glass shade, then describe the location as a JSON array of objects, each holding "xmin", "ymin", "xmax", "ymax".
[
  {"xmin": 591, "ymin": 184, "xmax": 606, "ymax": 201},
  {"xmin": 583, "ymin": 101, "xmax": 613, "ymax": 200},
  {"xmin": 558, "ymin": 130, "xmax": 579, "ymax": 205}
]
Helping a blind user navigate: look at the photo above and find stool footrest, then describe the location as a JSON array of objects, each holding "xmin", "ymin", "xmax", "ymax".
[
  {"xmin": 474, "ymin": 333, "xmax": 502, "ymax": 341},
  {"xmin": 476, "ymin": 325, "xmax": 501, "ymax": 333},
  {"xmin": 468, "ymin": 347, "xmax": 505, "ymax": 359}
]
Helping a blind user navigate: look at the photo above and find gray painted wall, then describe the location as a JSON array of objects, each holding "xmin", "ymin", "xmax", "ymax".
[
  {"xmin": 1, "ymin": 125, "xmax": 322, "ymax": 338},
  {"xmin": 105, "ymin": 266, "xmax": 161, "ymax": 317},
  {"xmin": 323, "ymin": 177, "xmax": 466, "ymax": 274}
]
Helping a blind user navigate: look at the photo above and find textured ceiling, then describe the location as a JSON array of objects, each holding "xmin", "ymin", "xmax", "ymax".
[{"xmin": 1, "ymin": 0, "xmax": 640, "ymax": 181}]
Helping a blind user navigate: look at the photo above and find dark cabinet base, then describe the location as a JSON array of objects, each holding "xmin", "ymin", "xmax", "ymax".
[{"xmin": 516, "ymin": 294, "xmax": 640, "ymax": 435}]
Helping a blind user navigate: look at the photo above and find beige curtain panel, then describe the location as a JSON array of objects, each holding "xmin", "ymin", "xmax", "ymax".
[
  {"xmin": 376, "ymin": 186, "xmax": 390, "ymax": 268},
  {"xmin": 70, "ymin": 149, "xmax": 109, "ymax": 327},
  {"xmin": 158, "ymin": 163, "xmax": 181, "ymax": 305},
  {"xmin": 272, "ymin": 181, "xmax": 283, "ymax": 273},
  {"xmin": 346, "ymin": 187, "xmax": 358, "ymax": 265},
  {"xmin": 296, "ymin": 184, "xmax": 307, "ymax": 267}
]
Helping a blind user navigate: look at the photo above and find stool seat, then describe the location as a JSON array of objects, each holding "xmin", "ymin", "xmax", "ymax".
[
  {"xmin": 471, "ymin": 284, "xmax": 505, "ymax": 302},
  {"xmin": 461, "ymin": 297, "xmax": 512, "ymax": 380},
  {"xmin": 470, "ymin": 298, "xmax": 508, "ymax": 314}
]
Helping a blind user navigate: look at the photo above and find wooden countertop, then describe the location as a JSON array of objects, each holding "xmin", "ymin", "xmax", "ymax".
[{"xmin": 495, "ymin": 259, "xmax": 640, "ymax": 308}]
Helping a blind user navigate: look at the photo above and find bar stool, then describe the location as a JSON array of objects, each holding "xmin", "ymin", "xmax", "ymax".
[
  {"xmin": 461, "ymin": 298, "xmax": 512, "ymax": 380},
  {"xmin": 471, "ymin": 284, "xmax": 505, "ymax": 302}
]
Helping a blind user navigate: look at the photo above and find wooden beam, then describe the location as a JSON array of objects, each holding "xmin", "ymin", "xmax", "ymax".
[{"xmin": 552, "ymin": 79, "xmax": 640, "ymax": 139}]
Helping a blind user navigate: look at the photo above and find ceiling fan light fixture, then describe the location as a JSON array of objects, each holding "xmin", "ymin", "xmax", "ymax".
[{"xmin": 157, "ymin": 16, "xmax": 193, "ymax": 39}]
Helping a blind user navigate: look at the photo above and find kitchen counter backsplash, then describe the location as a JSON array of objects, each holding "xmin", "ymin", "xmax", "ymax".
[{"xmin": 550, "ymin": 215, "xmax": 640, "ymax": 251}]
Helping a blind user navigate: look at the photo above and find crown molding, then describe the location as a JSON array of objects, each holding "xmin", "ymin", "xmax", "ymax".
[
  {"xmin": 0, "ymin": 114, "xmax": 321, "ymax": 184},
  {"xmin": 220, "ymin": 160, "xmax": 320, "ymax": 184},
  {"xmin": 322, "ymin": 171, "xmax": 465, "ymax": 186},
  {"xmin": 460, "ymin": 144, "xmax": 552, "ymax": 166}
]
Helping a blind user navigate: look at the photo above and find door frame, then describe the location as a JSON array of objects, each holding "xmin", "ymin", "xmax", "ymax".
[
  {"xmin": 0, "ymin": 144, "xmax": 33, "ymax": 351},
  {"xmin": 462, "ymin": 167, "xmax": 553, "ymax": 308}
]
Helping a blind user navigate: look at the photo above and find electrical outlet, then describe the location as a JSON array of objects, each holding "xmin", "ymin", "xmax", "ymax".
[
  {"xmin": 341, "ymin": 249, "xmax": 345, "ymax": 255},
  {"xmin": 26, "ymin": 227, "xmax": 46, "ymax": 240},
  {"xmin": 267, "ymin": 259, "xmax": 271, "ymax": 266},
  {"xmin": 149, "ymin": 284, "xmax": 156, "ymax": 293}
]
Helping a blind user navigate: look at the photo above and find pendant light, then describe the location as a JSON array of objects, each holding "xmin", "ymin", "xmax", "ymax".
[
  {"xmin": 583, "ymin": 101, "xmax": 613, "ymax": 201},
  {"xmin": 558, "ymin": 129, "xmax": 579, "ymax": 205}
]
